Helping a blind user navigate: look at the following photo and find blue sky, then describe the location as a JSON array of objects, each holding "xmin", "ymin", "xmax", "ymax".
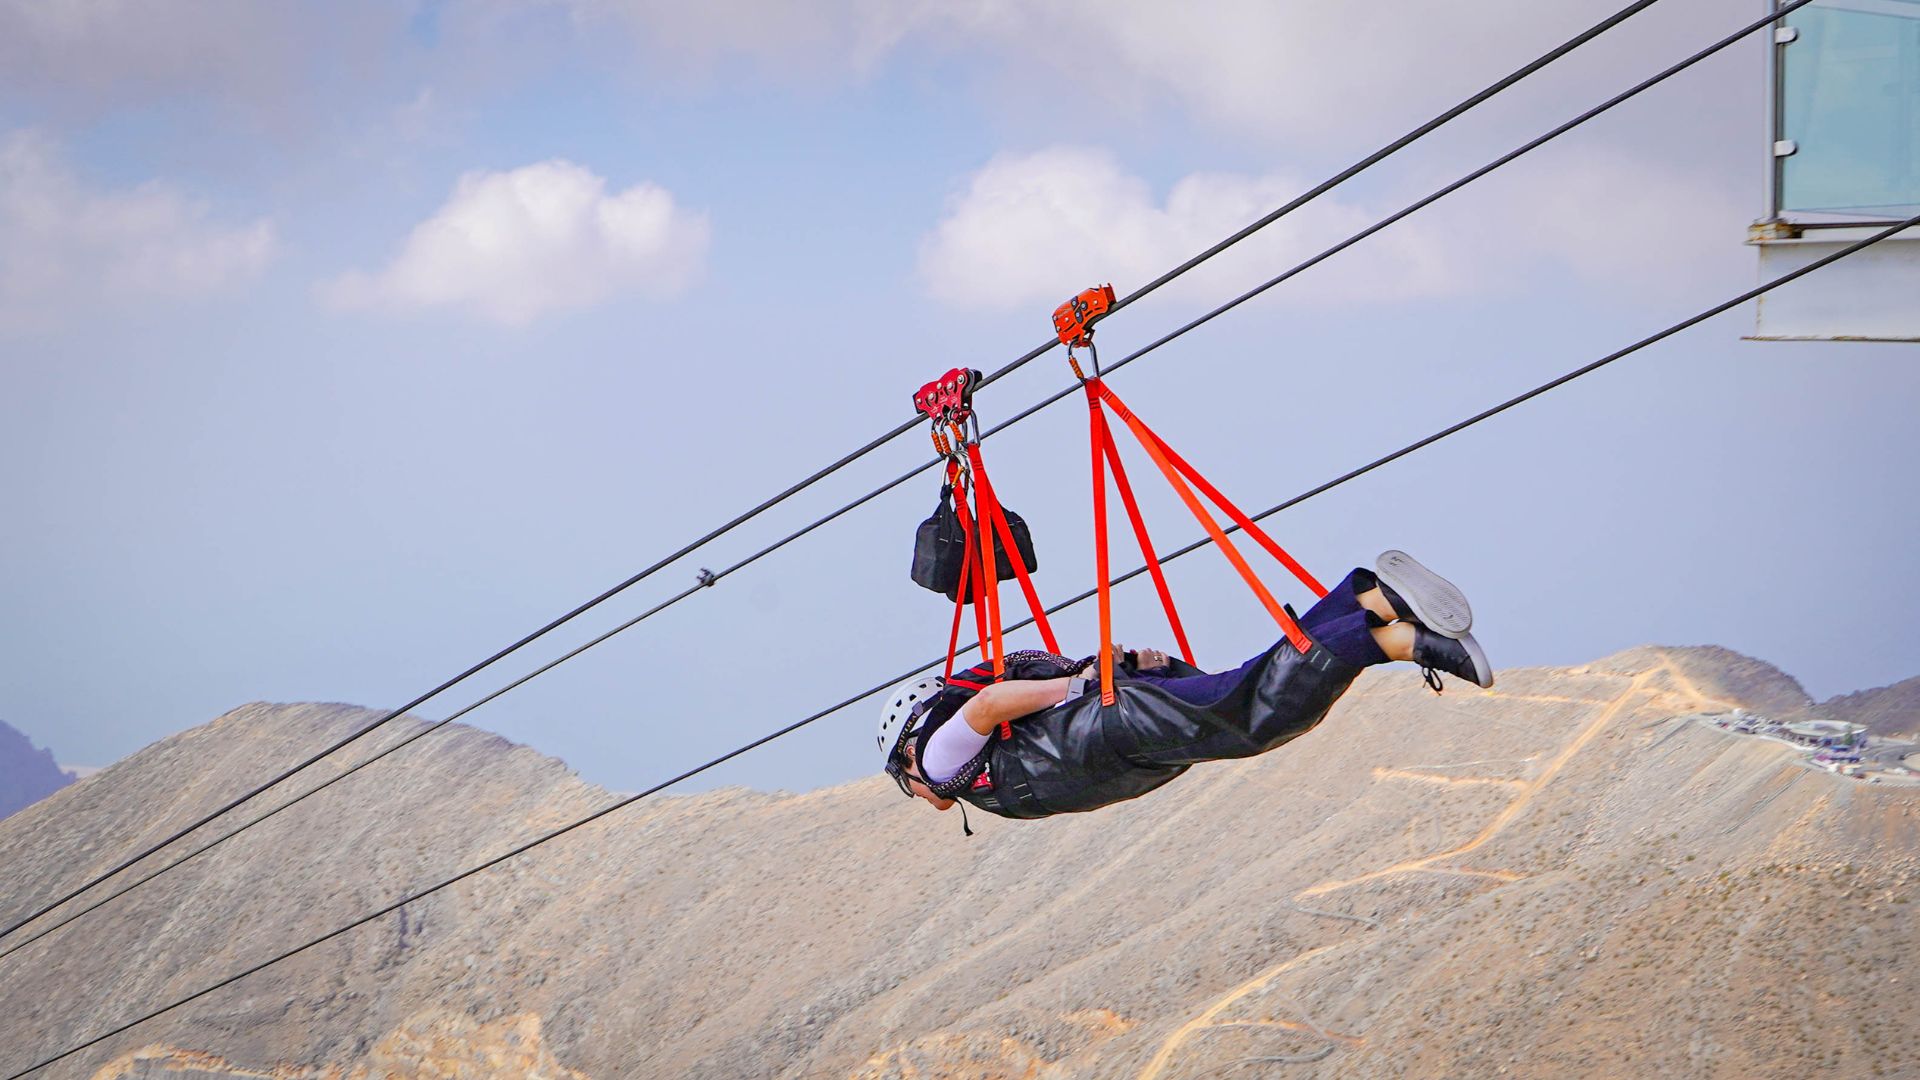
[{"xmin": 2, "ymin": 0, "xmax": 1915, "ymax": 798}]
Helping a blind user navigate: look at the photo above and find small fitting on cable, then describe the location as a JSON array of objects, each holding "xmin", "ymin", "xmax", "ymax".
[{"xmin": 696, "ymin": 568, "xmax": 718, "ymax": 588}]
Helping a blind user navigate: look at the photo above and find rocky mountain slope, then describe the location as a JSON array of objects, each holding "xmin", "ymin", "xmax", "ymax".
[
  {"xmin": 1819, "ymin": 675, "xmax": 1920, "ymax": 738},
  {"xmin": 0, "ymin": 647, "xmax": 1914, "ymax": 1080},
  {"xmin": 0, "ymin": 719, "xmax": 73, "ymax": 821}
]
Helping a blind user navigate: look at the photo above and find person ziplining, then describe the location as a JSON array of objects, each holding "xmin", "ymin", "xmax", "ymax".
[
  {"xmin": 877, "ymin": 287, "xmax": 1492, "ymax": 825},
  {"xmin": 880, "ymin": 549, "xmax": 1490, "ymax": 822}
]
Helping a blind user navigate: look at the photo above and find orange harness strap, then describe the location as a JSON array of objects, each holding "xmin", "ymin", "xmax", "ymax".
[
  {"xmin": 966, "ymin": 442, "xmax": 1065, "ymax": 739},
  {"xmin": 1093, "ymin": 397, "xmax": 1196, "ymax": 667},
  {"xmin": 968, "ymin": 457, "xmax": 1009, "ymax": 735},
  {"xmin": 1089, "ymin": 377, "xmax": 1315, "ymax": 657},
  {"xmin": 943, "ymin": 546, "xmax": 974, "ymax": 679},
  {"xmin": 1087, "ymin": 386, "xmax": 1117, "ymax": 704},
  {"xmin": 971, "ymin": 458, "xmax": 1004, "ymax": 682},
  {"xmin": 1132, "ymin": 416, "xmax": 1328, "ymax": 599},
  {"xmin": 966, "ymin": 443, "xmax": 1061, "ymax": 658},
  {"xmin": 948, "ymin": 470, "xmax": 992, "ymax": 666},
  {"xmin": 943, "ymin": 467, "xmax": 978, "ymax": 680}
]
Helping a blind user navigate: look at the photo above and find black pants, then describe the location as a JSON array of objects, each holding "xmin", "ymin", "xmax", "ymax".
[{"xmin": 1125, "ymin": 568, "xmax": 1388, "ymax": 707}]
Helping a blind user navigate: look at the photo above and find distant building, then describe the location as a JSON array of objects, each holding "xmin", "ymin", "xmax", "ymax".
[{"xmin": 1784, "ymin": 719, "xmax": 1868, "ymax": 750}]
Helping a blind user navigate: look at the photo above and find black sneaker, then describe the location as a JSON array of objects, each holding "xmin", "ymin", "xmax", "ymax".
[
  {"xmin": 1411, "ymin": 625, "xmax": 1494, "ymax": 691},
  {"xmin": 1375, "ymin": 549, "xmax": 1473, "ymax": 639}
]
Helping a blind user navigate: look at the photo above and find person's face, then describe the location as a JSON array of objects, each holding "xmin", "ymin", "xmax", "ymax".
[{"xmin": 898, "ymin": 745, "xmax": 955, "ymax": 811}]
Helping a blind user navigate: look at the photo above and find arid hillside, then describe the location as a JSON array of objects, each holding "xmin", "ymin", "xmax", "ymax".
[
  {"xmin": 1820, "ymin": 675, "xmax": 1920, "ymax": 738},
  {"xmin": 0, "ymin": 646, "xmax": 1914, "ymax": 1080},
  {"xmin": 0, "ymin": 720, "xmax": 72, "ymax": 821}
]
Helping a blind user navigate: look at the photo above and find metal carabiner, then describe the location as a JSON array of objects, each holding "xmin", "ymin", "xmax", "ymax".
[{"xmin": 1066, "ymin": 339, "xmax": 1103, "ymax": 382}]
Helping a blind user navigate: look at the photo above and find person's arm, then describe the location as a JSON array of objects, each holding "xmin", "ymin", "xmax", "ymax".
[{"xmin": 961, "ymin": 678, "xmax": 1073, "ymax": 736}]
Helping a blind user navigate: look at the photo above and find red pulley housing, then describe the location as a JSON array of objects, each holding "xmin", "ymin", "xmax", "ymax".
[
  {"xmin": 913, "ymin": 367, "xmax": 984, "ymax": 423},
  {"xmin": 1052, "ymin": 284, "xmax": 1116, "ymax": 348}
]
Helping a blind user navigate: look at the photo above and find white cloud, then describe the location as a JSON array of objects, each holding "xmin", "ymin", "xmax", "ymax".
[
  {"xmin": 1478, "ymin": 145, "xmax": 1752, "ymax": 292},
  {"xmin": 0, "ymin": 1, "xmax": 288, "ymax": 96},
  {"xmin": 1367, "ymin": 138, "xmax": 1754, "ymax": 304},
  {"xmin": 917, "ymin": 146, "xmax": 1457, "ymax": 310},
  {"xmin": 559, "ymin": 0, "xmax": 936, "ymax": 77},
  {"xmin": 920, "ymin": 136, "xmax": 1759, "ymax": 313},
  {"xmin": 552, "ymin": 0, "xmax": 1727, "ymax": 151},
  {"xmin": 322, "ymin": 160, "xmax": 709, "ymax": 326},
  {"xmin": 0, "ymin": 1, "xmax": 416, "ymax": 123},
  {"xmin": 0, "ymin": 131, "xmax": 275, "ymax": 329},
  {"xmin": 946, "ymin": 0, "xmax": 1539, "ymax": 147},
  {"xmin": 1, "ymin": 0, "xmax": 1759, "ymax": 164}
]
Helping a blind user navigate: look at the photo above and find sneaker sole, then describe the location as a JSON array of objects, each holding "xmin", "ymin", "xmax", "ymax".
[
  {"xmin": 1375, "ymin": 549, "xmax": 1473, "ymax": 639},
  {"xmin": 1458, "ymin": 630, "xmax": 1495, "ymax": 689}
]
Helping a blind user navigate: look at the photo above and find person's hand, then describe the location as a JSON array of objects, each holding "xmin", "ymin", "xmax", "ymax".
[
  {"xmin": 1080, "ymin": 644, "xmax": 1125, "ymax": 679},
  {"xmin": 1136, "ymin": 647, "xmax": 1170, "ymax": 671}
]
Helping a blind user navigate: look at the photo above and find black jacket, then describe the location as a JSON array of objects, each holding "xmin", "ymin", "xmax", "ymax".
[{"xmin": 945, "ymin": 638, "xmax": 1361, "ymax": 819}]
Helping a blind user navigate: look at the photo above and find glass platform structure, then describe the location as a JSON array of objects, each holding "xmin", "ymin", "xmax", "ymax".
[{"xmin": 1750, "ymin": 0, "xmax": 1920, "ymax": 341}]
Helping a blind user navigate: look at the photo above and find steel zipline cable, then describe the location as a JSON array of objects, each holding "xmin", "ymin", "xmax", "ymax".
[
  {"xmin": 0, "ymin": 0, "xmax": 1809, "ymax": 967},
  {"xmin": 12, "ymin": 203, "xmax": 1917, "ymax": 1080},
  {"xmin": 0, "ymin": 0, "xmax": 1667, "ymax": 952}
]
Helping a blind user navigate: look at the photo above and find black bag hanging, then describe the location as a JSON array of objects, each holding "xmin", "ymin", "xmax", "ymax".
[{"xmin": 910, "ymin": 483, "xmax": 1038, "ymax": 602}]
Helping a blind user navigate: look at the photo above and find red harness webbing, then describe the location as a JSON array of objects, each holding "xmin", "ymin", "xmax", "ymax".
[
  {"xmin": 966, "ymin": 442, "xmax": 1061, "ymax": 659},
  {"xmin": 937, "ymin": 446, "xmax": 1061, "ymax": 737},
  {"xmin": 976, "ymin": 464, "xmax": 1005, "ymax": 679},
  {"xmin": 1127, "ymin": 412, "xmax": 1327, "ymax": 600},
  {"xmin": 947, "ymin": 468, "xmax": 991, "ymax": 668},
  {"xmin": 1087, "ymin": 387, "xmax": 1117, "ymax": 703},
  {"xmin": 943, "ymin": 468, "xmax": 979, "ymax": 680},
  {"xmin": 968, "ymin": 457, "xmax": 1010, "ymax": 736},
  {"xmin": 1090, "ymin": 389, "xmax": 1195, "ymax": 667},
  {"xmin": 1082, "ymin": 376, "xmax": 1319, "ymax": 699},
  {"xmin": 1098, "ymin": 382, "xmax": 1327, "ymax": 601}
]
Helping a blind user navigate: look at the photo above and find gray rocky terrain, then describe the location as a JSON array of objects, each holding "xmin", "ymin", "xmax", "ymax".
[
  {"xmin": 1820, "ymin": 675, "xmax": 1920, "ymax": 738},
  {"xmin": 0, "ymin": 646, "xmax": 1914, "ymax": 1079},
  {"xmin": 0, "ymin": 720, "xmax": 73, "ymax": 821}
]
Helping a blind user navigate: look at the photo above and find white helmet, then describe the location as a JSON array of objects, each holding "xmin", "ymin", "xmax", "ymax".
[{"xmin": 877, "ymin": 674, "xmax": 946, "ymax": 767}]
